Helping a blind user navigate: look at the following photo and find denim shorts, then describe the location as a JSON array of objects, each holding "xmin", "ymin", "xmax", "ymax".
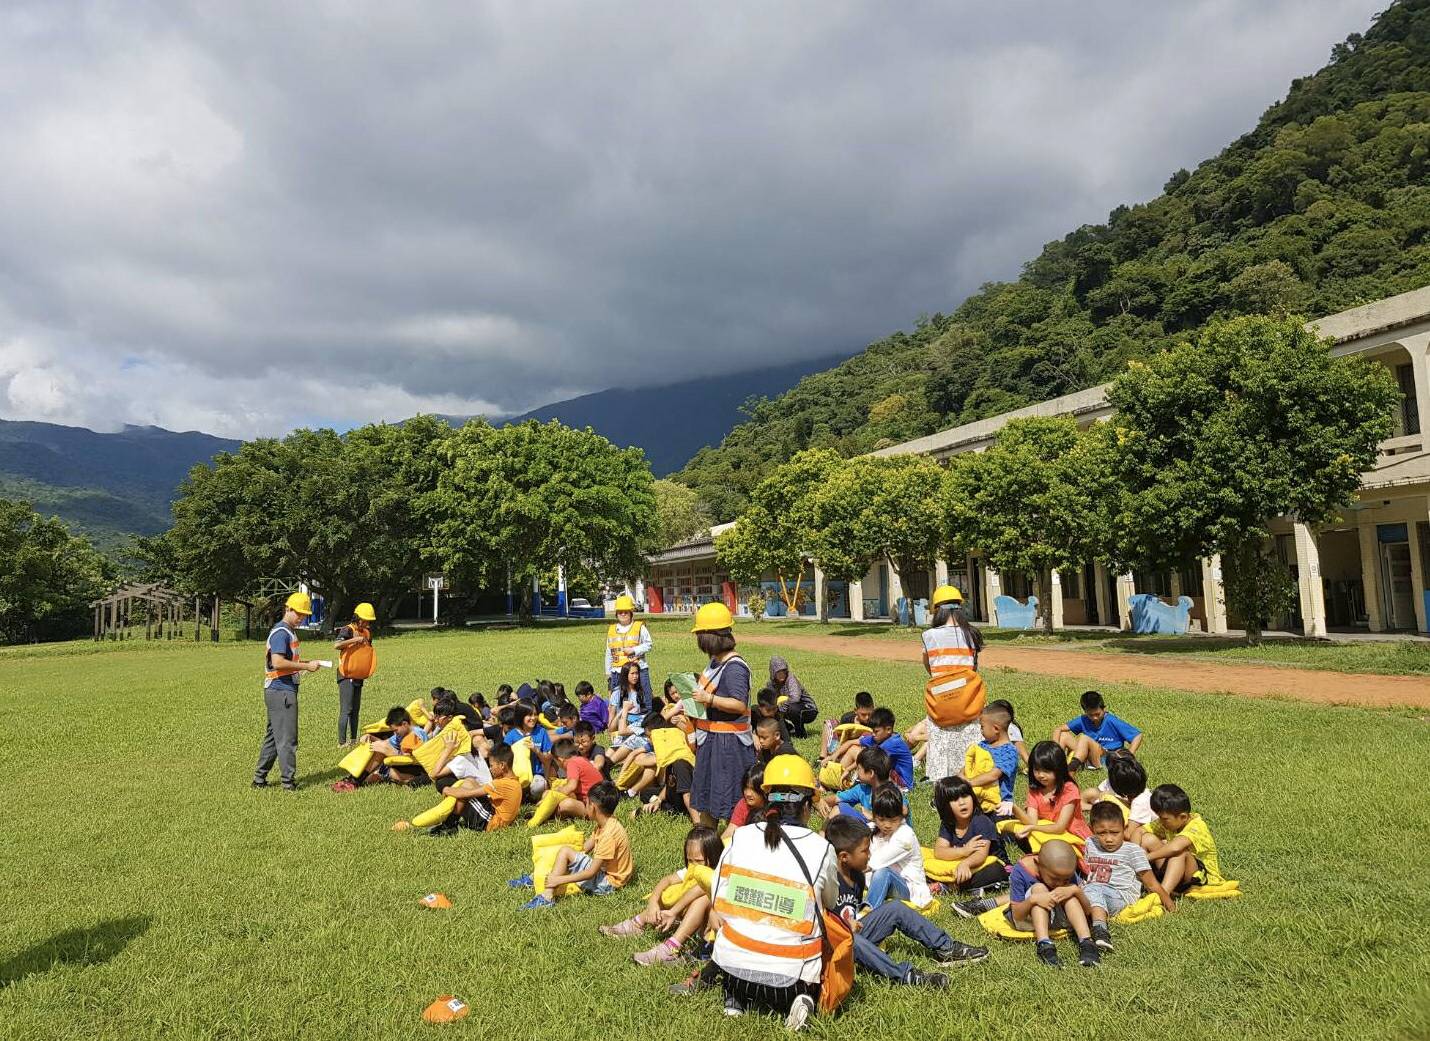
[
  {"xmin": 617, "ymin": 734, "xmax": 652, "ymax": 753},
  {"xmin": 1083, "ymin": 882, "xmax": 1132, "ymax": 915},
  {"xmin": 568, "ymin": 853, "xmax": 616, "ymax": 896}
]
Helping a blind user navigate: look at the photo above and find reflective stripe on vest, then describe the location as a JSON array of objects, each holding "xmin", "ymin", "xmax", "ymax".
[
  {"xmin": 264, "ymin": 624, "xmax": 299, "ymax": 680},
  {"xmin": 606, "ymin": 622, "xmax": 645, "ymax": 668},
  {"xmin": 691, "ymin": 655, "xmax": 750, "ymax": 734},
  {"xmin": 719, "ymin": 919, "xmax": 822, "ymax": 960}
]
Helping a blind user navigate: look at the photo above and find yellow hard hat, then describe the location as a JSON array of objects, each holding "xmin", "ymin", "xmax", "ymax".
[
  {"xmin": 931, "ymin": 584, "xmax": 963, "ymax": 608},
  {"xmin": 354, "ymin": 602, "xmax": 377, "ymax": 622},
  {"xmin": 691, "ymin": 601, "xmax": 734, "ymax": 633},
  {"xmin": 613, "ymin": 593, "xmax": 636, "ymax": 613},
  {"xmin": 284, "ymin": 591, "xmax": 313, "ymax": 616},
  {"xmin": 761, "ymin": 753, "xmax": 816, "ymax": 793}
]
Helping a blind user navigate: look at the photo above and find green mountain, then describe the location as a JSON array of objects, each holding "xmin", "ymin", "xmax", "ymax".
[
  {"xmin": 677, "ymin": 0, "xmax": 1430, "ymax": 521},
  {"xmin": 0, "ymin": 421, "xmax": 241, "ymax": 552}
]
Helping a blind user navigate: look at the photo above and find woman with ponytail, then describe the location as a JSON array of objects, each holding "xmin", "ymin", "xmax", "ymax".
[
  {"xmin": 920, "ymin": 585, "xmax": 988, "ymax": 784},
  {"xmin": 710, "ymin": 754, "xmax": 839, "ymax": 1030}
]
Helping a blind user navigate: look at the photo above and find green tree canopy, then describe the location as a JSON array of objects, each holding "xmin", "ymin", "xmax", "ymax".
[
  {"xmin": 649, "ymin": 479, "xmax": 713, "ymax": 550},
  {"xmin": 0, "ymin": 499, "xmax": 113, "ymax": 643}
]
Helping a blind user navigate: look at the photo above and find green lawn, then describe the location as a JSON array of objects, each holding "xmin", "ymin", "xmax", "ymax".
[
  {"xmin": 3, "ymin": 625, "xmax": 1428, "ymax": 1041},
  {"xmin": 741, "ymin": 617, "xmax": 1430, "ymax": 675}
]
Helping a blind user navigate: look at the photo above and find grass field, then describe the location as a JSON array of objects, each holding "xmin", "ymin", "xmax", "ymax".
[
  {"xmin": 3, "ymin": 622, "xmax": 1428, "ymax": 1041},
  {"xmin": 747, "ymin": 618, "xmax": 1430, "ymax": 675}
]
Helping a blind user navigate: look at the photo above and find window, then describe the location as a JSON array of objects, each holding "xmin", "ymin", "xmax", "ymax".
[
  {"xmin": 1060, "ymin": 568, "xmax": 1082, "ymax": 599},
  {"xmin": 1396, "ymin": 363, "xmax": 1420, "ymax": 436}
]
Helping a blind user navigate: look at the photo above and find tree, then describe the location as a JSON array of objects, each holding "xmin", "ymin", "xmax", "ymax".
[
  {"xmin": 428, "ymin": 420, "xmax": 656, "ymax": 621},
  {"xmin": 715, "ymin": 449, "xmax": 838, "ymax": 617},
  {"xmin": 649, "ymin": 479, "xmax": 713, "ymax": 550},
  {"xmin": 810, "ymin": 455, "xmax": 945, "ymax": 625},
  {"xmin": 0, "ymin": 499, "xmax": 113, "ymax": 643},
  {"xmin": 1105, "ymin": 314, "xmax": 1399, "ymax": 642},
  {"xmin": 943, "ymin": 417, "xmax": 1114, "ymax": 632}
]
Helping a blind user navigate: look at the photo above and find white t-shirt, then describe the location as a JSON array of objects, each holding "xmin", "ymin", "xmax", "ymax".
[
  {"xmin": 1008, "ymin": 722, "xmax": 1024, "ymax": 744},
  {"xmin": 1097, "ymin": 779, "xmax": 1154, "ymax": 825},
  {"xmin": 868, "ymin": 822, "xmax": 932, "ymax": 908},
  {"xmin": 447, "ymin": 753, "xmax": 492, "ymax": 785}
]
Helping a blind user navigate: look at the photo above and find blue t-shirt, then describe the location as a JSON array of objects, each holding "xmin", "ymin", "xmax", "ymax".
[
  {"xmin": 981, "ymin": 740, "xmax": 1021, "ymax": 802},
  {"xmin": 1067, "ymin": 712, "xmax": 1141, "ymax": 751},
  {"xmin": 837, "ymin": 782, "xmax": 873, "ymax": 813},
  {"xmin": 860, "ymin": 734, "xmax": 915, "ymax": 789},
  {"xmin": 505, "ymin": 727, "xmax": 551, "ymax": 776},
  {"xmin": 386, "ymin": 725, "xmax": 429, "ymax": 753},
  {"xmin": 265, "ymin": 624, "xmax": 299, "ymax": 692},
  {"xmin": 1009, "ymin": 860, "xmax": 1084, "ymax": 904}
]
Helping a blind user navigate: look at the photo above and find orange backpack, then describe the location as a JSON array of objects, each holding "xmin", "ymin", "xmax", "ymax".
[{"xmin": 339, "ymin": 623, "xmax": 376, "ymax": 680}]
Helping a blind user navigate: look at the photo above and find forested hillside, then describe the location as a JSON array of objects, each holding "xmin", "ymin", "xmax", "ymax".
[{"xmin": 677, "ymin": 0, "xmax": 1430, "ymax": 521}]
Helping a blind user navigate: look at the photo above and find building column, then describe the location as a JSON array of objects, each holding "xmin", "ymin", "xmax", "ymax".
[
  {"xmin": 1358, "ymin": 521, "xmax": 1384, "ymax": 632},
  {"xmin": 984, "ymin": 568, "xmax": 1001, "ymax": 625},
  {"xmin": 1200, "ymin": 555, "xmax": 1228, "ymax": 634},
  {"xmin": 1405, "ymin": 331, "xmax": 1430, "ymax": 442},
  {"xmin": 814, "ymin": 566, "xmax": 827, "ymax": 621},
  {"xmin": 887, "ymin": 566, "xmax": 904, "ymax": 616},
  {"xmin": 1411, "ymin": 499, "xmax": 1429, "ymax": 634},
  {"xmin": 1116, "ymin": 573, "xmax": 1136, "ymax": 632},
  {"xmin": 1093, "ymin": 563, "xmax": 1113, "ymax": 628},
  {"xmin": 1293, "ymin": 522, "xmax": 1328, "ymax": 638},
  {"xmin": 848, "ymin": 579, "xmax": 865, "ymax": 622},
  {"xmin": 934, "ymin": 558, "xmax": 949, "ymax": 588}
]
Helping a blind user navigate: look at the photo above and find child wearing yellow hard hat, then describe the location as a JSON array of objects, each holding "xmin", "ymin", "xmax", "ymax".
[{"xmin": 333, "ymin": 602, "xmax": 377, "ymax": 747}]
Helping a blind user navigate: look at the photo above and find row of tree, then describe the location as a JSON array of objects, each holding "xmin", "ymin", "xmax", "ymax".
[
  {"xmin": 715, "ymin": 315, "xmax": 1400, "ymax": 640},
  {"xmin": 141, "ymin": 415, "xmax": 659, "ymax": 628},
  {"xmin": 0, "ymin": 498, "xmax": 115, "ymax": 643}
]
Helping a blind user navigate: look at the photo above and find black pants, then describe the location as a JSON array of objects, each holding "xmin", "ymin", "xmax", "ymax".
[
  {"xmin": 337, "ymin": 677, "xmax": 364, "ymax": 743},
  {"xmin": 781, "ymin": 703, "xmax": 819, "ymax": 739},
  {"xmin": 961, "ymin": 860, "xmax": 1011, "ymax": 892}
]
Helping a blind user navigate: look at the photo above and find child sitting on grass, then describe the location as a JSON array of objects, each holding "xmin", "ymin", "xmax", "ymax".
[
  {"xmin": 1011, "ymin": 741, "xmax": 1093, "ymax": 851},
  {"xmin": 572, "ymin": 721, "xmax": 608, "ymax": 776},
  {"xmin": 576, "ymin": 679, "xmax": 609, "ymax": 733},
  {"xmin": 821, "ymin": 690, "xmax": 875, "ymax": 757},
  {"xmin": 753, "ymin": 714, "xmax": 797, "ymax": 764},
  {"xmin": 361, "ymin": 707, "xmax": 429, "ymax": 786},
  {"xmin": 866, "ymin": 784, "xmax": 933, "ymax": 909},
  {"xmin": 930, "ymin": 777, "xmax": 1010, "ymax": 893},
  {"xmin": 825, "ymin": 815, "xmax": 987, "ymax": 989},
  {"xmin": 1005, "ymin": 839, "xmax": 1099, "ymax": 968},
  {"xmin": 1141, "ymin": 783, "xmax": 1224, "ymax": 893},
  {"xmin": 1081, "ymin": 749, "xmax": 1154, "ymax": 841},
  {"xmin": 554, "ymin": 703, "xmax": 579, "ymax": 737},
  {"xmin": 515, "ymin": 782, "xmax": 633, "ymax": 910},
  {"xmin": 988, "ymin": 699, "xmax": 1028, "ymax": 763},
  {"xmin": 817, "ymin": 745, "xmax": 892, "ymax": 824},
  {"xmin": 506, "ymin": 704, "xmax": 551, "ymax": 800},
  {"xmin": 1084, "ymin": 802, "xmax": 1175, "ymax": 951},
  {"xmin": 600, "ymin": 826, "xmax": 723, "ymax": 965},
  {"xmin": 722, "ymin": 765, "xmax": 766, "ymax": 841},
  {"xmin": 1053, "ymin": 690, "xmax": 1143, "ymax": 773},
  {"xmin": 844, "ymin": 708, "xmax": 914, "ymax": 789},
  {"xmin": 394, "ymin": 742, "xmax": 522, "ymax": 834},
  {"xmin": 549, "ymin": 737, "xmax": 605, "ymax": 820},
  {"xmin": 961, "ymin": 704, "xmax": 1020, "ymax": 818}
]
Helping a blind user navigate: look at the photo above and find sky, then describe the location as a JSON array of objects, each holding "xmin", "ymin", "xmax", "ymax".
[{"xmin": 0, "ymin": 0, "xmax": 1388, "ymax": 438}]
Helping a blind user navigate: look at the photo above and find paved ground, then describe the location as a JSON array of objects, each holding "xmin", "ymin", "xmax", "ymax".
[{"xmin": 738, "ymin": 631, "xmax": 1430, "ymax": 710}]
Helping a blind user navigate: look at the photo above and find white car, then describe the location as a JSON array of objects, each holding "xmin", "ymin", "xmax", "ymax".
[{"xmin": 569, "ymin": 598, "xmax": 593, "ymax": 610}]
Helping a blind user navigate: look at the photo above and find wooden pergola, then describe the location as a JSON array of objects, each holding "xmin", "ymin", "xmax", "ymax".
[{"xmin": 90, "ymin": 584, "xmax": 254, "ymax": 642}]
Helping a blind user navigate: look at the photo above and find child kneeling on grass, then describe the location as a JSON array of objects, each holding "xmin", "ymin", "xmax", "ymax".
[
  {"xmin": 1083, "ymin": 801, "xmax": 1175, "ymax": 951},
  {"xmin": 825, "ymin": 815, "xmax": 987, "ymax": 989},
  {"xmin": 514, "ymin": 782, "xmax": 632, "ymax": 910},
  {"xmin": 600, "ymin": 826, "xmax": 724, "ymax": 966}
]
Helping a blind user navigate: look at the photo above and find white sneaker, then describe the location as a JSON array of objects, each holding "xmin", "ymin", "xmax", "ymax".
[{"xmin": 785, "ymin": 994, "xmax": 815, "ymax": 1032}]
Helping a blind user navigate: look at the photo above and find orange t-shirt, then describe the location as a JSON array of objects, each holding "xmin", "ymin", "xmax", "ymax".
[
  {"xmin": 483, "ymin": 777, "xmax": 523, "ymax": 830},
  {"xmin": 591, "ymin": 817, "xmax": 633, "ymax": 888}
]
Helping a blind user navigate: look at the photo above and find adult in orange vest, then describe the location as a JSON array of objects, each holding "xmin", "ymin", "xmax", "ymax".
[
  {"xmin": 921, "ymin": 585, "xmax": 988, "ymax": 784},
  {"xmin": 254, "ymin": 592, "xmax": 323, "ymax": 791},
  {"xmin": 687, "ymin": 602, "xmax": 756, "ymax": 827},
  {"xmin": 604, "ymin": 593, "xmax": 653, "ymax": 708},
  {"xmin": 334, "ymin": 601, "xmax": 378, "ymax": 746}
]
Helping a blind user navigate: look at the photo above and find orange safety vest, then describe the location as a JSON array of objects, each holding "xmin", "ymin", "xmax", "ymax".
[
  {"xmin": 338, "ymin": 620, "xmax": 376, "ymax": 680},
  {"xmin": 264, "ymin": 623, "xmax": 300, "ymax": 682},
  {"xmin": 606, "ymin": 622, "xmax": 647, "ymax": 669},
  {"xmin": 691, "ymin": 654, "xmax": 751, "ymax": 734},
  {"xmin": 923, "ymin": 625, "xmax": 986, "ymax": 727}
]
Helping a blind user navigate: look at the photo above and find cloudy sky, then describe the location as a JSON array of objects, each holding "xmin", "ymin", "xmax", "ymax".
[{"xmin": 0, "ymin": 1, "xmax": 1385, "ymax": 438}]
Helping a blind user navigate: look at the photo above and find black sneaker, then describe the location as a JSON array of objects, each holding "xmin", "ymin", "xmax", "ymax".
[
  {"xmin": 952, "ymin": 897, "xmax": 997, "ymax": 919},
  {"xmin": 1068, "ymin": 756, "xmax": 1084, "ymax": 774},
  {"xmin": 424, "ymin": 821, "xmax": 460, "ymax": 838},
  {"xmin": 905, "ymin": 968, "xmax": 949, "ymax": 989},
  {"xmin": 1035, "ymin": 940, "xmax": 1062, "ymax": 969},
  {"xmin": 1077, "ymin": 938, "xmax": 1102, "ymax": 968},
  {"xmin": 932, "ymin": 941, "xmax": 990, "ymax": 965},
  {"xmin": 251, "ymin": 779, "xmax": 269, "ymax": 789},
  {"xmin": 1091, "ymin": 922, "xmax": 1114, "ymax": 952},
  {"xmin": 281, "ymin": 782, "xmax": 301, "ymax": 792}
]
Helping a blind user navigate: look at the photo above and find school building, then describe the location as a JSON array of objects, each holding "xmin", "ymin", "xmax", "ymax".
[{"xmin": 645, "ymin": 285, "xmax": 1430, "ymax": 636}]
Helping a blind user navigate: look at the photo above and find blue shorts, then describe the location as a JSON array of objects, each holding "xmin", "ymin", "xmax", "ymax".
[
  {"xmin": 1083, "ymin": 882, "xmax": 1132, "ymax": 915},
  {"xmin": 567, "ymin": 853, "xmax": 617, "ymax": 896},
  {"xmin": 617, "ymin": 734, "xmax": 652, "ymax": 754}
]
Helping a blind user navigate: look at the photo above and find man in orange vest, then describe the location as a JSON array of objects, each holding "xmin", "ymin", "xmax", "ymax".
[
  {"xmin": 334, "ymin": 602, "xmax": 378, "ymax": 746},
  {"xmin": 254, "ymin": 591, "xmax": 323, "ymax": 791},
  {"xmin": 604, "ymin": 593, "xmax": 653, "ymax": 708}
]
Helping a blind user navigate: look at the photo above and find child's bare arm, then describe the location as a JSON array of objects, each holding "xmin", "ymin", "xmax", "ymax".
[
  {"xmin": 932, "ymin": 837, "xmax": 983, "ymax": 862},
  {"xmin": 1145, "ymin": 835, "xmax": 1191, "ymax": 863},
  {"xmin": 1128, "ymin": 733, "xmax": 1144, "ymax": 755},
  {"xmin": 1029, "ymin": 802, "xmax": 1077, "ymax": 835},
  {"xmin": 1138, "ymin": 868, "xmax": 1176, "ymax": 911}
]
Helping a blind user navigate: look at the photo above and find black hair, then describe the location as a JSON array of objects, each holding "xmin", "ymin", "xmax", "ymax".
[
  {"xmin": 433, "ymin": 692, "xmax": 460, "ymax": 718},
  {"xmin": 1081, "ymin": 690, "xmax": 1105, "ymax": 713},
  {"xmin": 619, "ymin": 661, "xmax": 642, "ymax": 693},
  {"xmin": 575, "ymin": 680, "xmax": 595, "ymax": 699},
  {"xmin": 385, "ymin": 706, "xmax": 411, "ymax": 727},
  {"xmin": 588, "ymin": 781, "xmax": 621, "ymax": 815},
  {"xmin": 1150, "ymin": 783, "xmax": 1192, "ymax": 816},
  {"xmin": 557, "ymin": 703, "xmax": 578, "ymax": 721},
  {"xmin": 853, "ymin": 691, "xmax": 874, "ymax": 710},
  {"xmin": 467, "ymin": 692, "xmax": 489, "ymax": 709},
  {"xmin": 932, "ymin": 775, "xmax": 976, "ymax": 834},
  {"xmin": 1090, "ymin": 801, "xmax": 1125, "ymax": 827},
  {"xmin": 988, "ymin": 698, "xmax": 1018, "ymax": 727},
  {"xmin": 930, "ymin": 602, "xmax": 985, "ymax": 656},
  {"xmin": 760, "ymin": 787, "xmax": 811, "ymax": 850},
  {"xmin": 554, "ymin": 682, "xmax": 566, "ymax": 701},
  {"xmin": 496, "ymin": 705, "xmax": 519, "ymax": 729},
  {"xmin": 754, "ymin": 715, "xmax": 784, "ymax": 737},
  {"xmin": 685, "ymin": 825, "xmax": 725, "ymax": 869},
  {"xmin": 825, "ymin": 814, "xmax": 873, "ymax": 854},
  {"xmin": 742, "ymin": 763, "xmax": 766, "ymax": 796},
  {"xmin": 538, "ymin": 679, "xmax": 556, "ymax": 702},
  {"xmin": 496, "ymin": 683, "xmax": 514, "ymax": 701},
  {"xmin": 1105, "ymin": 749, "xmax": 1148, "ymax": 803},
  {"xmin": 663, "ymin": 677, "xmax": 678, "ymax": 699},
  {"xmin": 871, "ymin": 783, "xmax": 905, "ymax": 821},
  {"xmin": 855, "ymin": 745, "xmax": 892, "ymax": 783},
  {"xmin": 1027, "ymin": 740, "xmax": 1072, "ymax": 795},
  {"xmin": 980, "ymin": 704, "xmax": 1012, "ymax": 729},
  {"xmin": 488, "ymin": 742, "xmax": 514, "ymax": 768},
  {"xmin": 516, "ymin": 704, "xmax": 537, "ymax": 726},
  {"xmin": 696, "ymin": 629, "xmax": 737, "ymax": 657},
  {"xmin": 756, "ymin": 687, "xmax": 779, "ymax": 709},
  {"xmin": 573, "ymin": 720, "xmax": 596, "ymax": 739},
  {"xmin": 869, "ymin": 707, "xmax": 896, "ymax": 731},
  {"xmin": 552, "ymin": 737, "xmax": 576, "ymax": 759}
]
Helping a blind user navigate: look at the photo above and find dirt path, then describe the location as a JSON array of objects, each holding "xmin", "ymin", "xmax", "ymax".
[{"xmin": 738, "ymin": 631, "xmax": 1430, "ymax": 710}]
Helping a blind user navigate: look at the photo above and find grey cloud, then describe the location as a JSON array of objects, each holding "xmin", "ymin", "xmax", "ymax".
[{"xmin": 0, "ymin": 0, "xmax": 1386, "ymax": 436}]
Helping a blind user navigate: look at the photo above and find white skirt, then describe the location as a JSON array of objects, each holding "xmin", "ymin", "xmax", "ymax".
[{"xmin": 924, "ymin": 718, "xmax": 982, "ymax": 784}]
